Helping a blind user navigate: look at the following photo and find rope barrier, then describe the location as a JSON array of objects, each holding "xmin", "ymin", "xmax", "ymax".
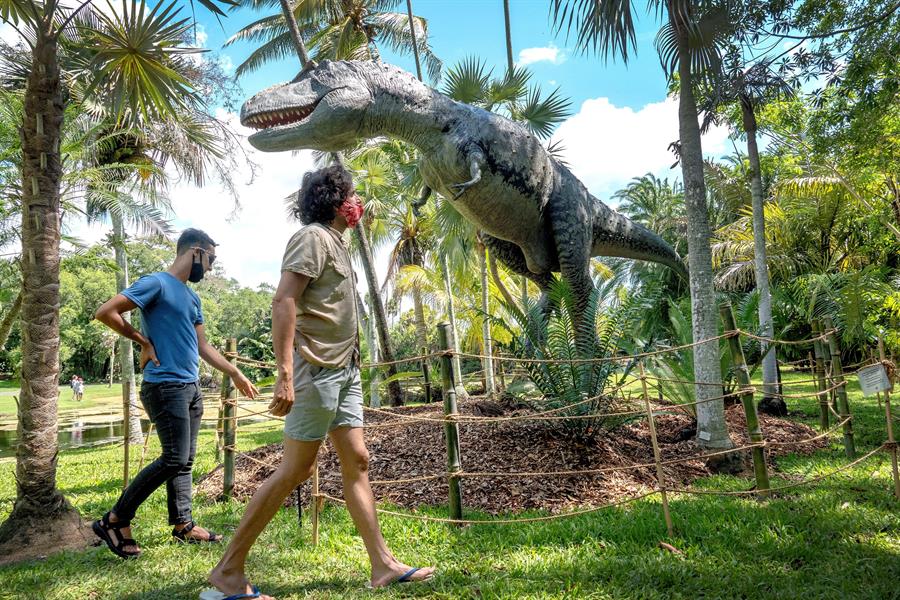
[
  {"xmin": 669, "ymin": 445, "xmax": 885, "ymax": 496},
  {"xmin": 316, "ymin": 490, "xmax": 658, "ymax": 525}
]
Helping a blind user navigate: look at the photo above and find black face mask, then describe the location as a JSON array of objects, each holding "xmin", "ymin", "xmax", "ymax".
[{"xmin": 188, "ymin": 255, "xmax": 205, "ymax": 283}]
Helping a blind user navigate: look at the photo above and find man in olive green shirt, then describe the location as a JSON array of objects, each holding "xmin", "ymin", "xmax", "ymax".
[{"xmin": 207, "ymin": 166, "xmax": 434, "ymax": 600}]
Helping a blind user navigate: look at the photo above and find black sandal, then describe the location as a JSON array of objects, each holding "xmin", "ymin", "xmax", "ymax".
[
  {"xmin": 172, "ymin": 521, "xmax": 221, "ymax": 544},
  {"xmin": 92, "ymin": 512, "xmax": 141, "ymax": 559}
]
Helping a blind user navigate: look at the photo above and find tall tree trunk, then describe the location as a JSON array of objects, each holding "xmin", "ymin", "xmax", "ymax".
[
  {"xmin": 354, "ymin": 221, "xmax": 403, "ymax": 405},
  {"xmin": 0, "ymin": 286, "xmax": 23, "ymax": 349},
  {"xmin": 356, "ymin": 292, "xmax": 381, "ymax": 407},
  {"xmin": 740, "ymin": 96, "xmax": 779, "ymax": 407},
  {"xmin": 0, "ymin": 20, "xmax": 88, "ymax": 555},
  {"xmin": 111, "ymin": 213, "xmax": 143, "ymax": 444},
  {"xmin": 478, "ymin": 242, "xmax": 495, "ymax": 394},
  {"xmin": 440, "ymin": 254, "xmax": 468, "ymax": 398},
  {"xmin": 405, "ymin": 0, "xmax": 423, "ymax": 80},
  {"xmin": 488, "ymin": 253, "xmax": 517, "ymax": 308},
  {"xmin": 503, "ymin": 0, "xmax": 514, "ymax": 73},
  {"xmin": 412, "ymin": 285, "xmax": 428, "ymax": 353},
  {"xmin": 675, "ymin": 25, "xmax": 735, "ymax": 460}
]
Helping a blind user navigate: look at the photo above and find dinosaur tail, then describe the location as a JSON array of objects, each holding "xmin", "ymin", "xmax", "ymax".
[{"xmin": 591, "ymin": 207, "xmax": 688, "ymax": 279}]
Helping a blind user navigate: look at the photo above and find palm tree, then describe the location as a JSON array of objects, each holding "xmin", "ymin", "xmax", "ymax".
[
  {"xmin": 0, "ymin": 0, "xmax": 236, "ymax": 558},
  {"xmin": 228, "ymin": 0, "xmax": 441, "ymax": 80},
  {"xmin": 550, "ymin": 0, "xmax": 737, "ymax": 457}
]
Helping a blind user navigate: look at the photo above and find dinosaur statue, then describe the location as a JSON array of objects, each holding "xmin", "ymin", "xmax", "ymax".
[{"xmin": 241, "ymin": 60, "xmax": 686, "ymax": 337}]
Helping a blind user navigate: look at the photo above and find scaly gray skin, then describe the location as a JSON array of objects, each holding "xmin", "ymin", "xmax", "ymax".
[{"xmin": 242, "ymin": 60, "xmax": 686, "ymax": 333}]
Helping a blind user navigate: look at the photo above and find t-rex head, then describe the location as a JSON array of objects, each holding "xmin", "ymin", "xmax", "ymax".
[{"xmin": 240, "ymin": 60, "xmax": 374, "ymax": 152}]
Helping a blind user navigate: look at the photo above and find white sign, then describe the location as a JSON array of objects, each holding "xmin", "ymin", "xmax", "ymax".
[{"xmin": 858, "ymin": 364, "xmax": 891, "ymax": 396}]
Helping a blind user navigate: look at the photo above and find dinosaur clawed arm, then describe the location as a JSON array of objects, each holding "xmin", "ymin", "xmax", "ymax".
[
  {"xmin": 449, "ymin": 149, "xmax": 485, "ymax": 199},
  {"xmin": 411, "ymin": 186, "xmax": 432, "ymax": 217}
]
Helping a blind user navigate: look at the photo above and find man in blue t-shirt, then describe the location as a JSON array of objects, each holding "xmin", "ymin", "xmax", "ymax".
[{"xmin": 92, "ymin": 228, "xmax": 258, "ymax": 560}]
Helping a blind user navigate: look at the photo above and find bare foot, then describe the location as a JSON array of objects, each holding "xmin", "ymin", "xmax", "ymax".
[
  {"xmin": 208, "ymin": 567, "xmax": 275, "ymax": 600},
  {"xmin": 370, "ymin": 563, "xmax": 436, "ymax": 588}
]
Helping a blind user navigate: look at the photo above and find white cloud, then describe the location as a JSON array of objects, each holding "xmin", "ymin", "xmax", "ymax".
[
  {"xmin": 553, "ymin": 96, "xmax": 731, "ymax": 202},
  {"xmin": 517, "ymin": 43, "xmax": 566, "ymax": 67}
]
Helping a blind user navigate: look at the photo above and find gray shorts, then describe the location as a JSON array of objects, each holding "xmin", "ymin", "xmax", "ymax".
[{"xmin": 284, "ymin": 354, "xmax": 364, "ymax": 441}]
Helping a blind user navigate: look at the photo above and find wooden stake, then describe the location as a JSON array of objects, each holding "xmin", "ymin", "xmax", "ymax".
[
  {"xmin": 223, "ymin": 338, "xmax": 238, "ymax": 499},
  {"xmin": 422, "ymin": 346, "xmax": 433, "ymax": 403},
  {"xmin": 122, "ymin": 378, "xmax": 130, "ymax": 489},
  {"xmin": 878, "ymin": 337, "xmax": 900, "ymax": 500},
  {"xmin": 640, "ymin": 361, "xmax": 674, "ymax": 536},
  {"xmin": 438, "ymin": 322, "xmax": 463, "ymax": 522},
  {"xmin": 720, "ymin": 304, "xmax": 770, "ymax": 497},
  {"xmin": 823, "ymin": 318, "xmax": 855, "ymax": 458},
  {"xmin": 811, "ymin": 346, "xmax": 828, "ymax": 431}
]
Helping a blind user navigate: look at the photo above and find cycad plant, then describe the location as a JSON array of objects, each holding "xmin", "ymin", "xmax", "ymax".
[{"xmin": 494, "ymin": 279, "xmax": 642, "ymax": 441}]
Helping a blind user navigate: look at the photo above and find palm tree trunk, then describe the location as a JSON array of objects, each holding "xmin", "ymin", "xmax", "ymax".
[
  {"xmin": 479, "ymin": 243, "xmax": 495, "ymax": 394},
  {"xmin": 440, "ymin": 254, "xmax": 468, "ymax": 399},
  {"xmin": 675, "ymin": 24, "xmax": 734, "ymax": 458},
  {"xmin": 356, "ymin": 292, "xmax": 381, "ymax": 407},
  {"xmin": 488, "ymin": 253, "xmax": 517, "ymax": 308},
  {"xmin": 412, "ymin": 285, "xmax": 428, "ymax": 353},
  {"xmin": 0, "ymin": 286, "xmax": 23, "ymax": 349},
  {"xmin": 354, "ymin": 221, "xmax": 403, "ymax": 406},
  {"xmin": 503, "ymin": 0, "xmax": 514, "ymax": 73},
  {"xmin": 0, "ymin": 21, "xmax": 87, "ymax": 552},
  {"xmin": 111, "ymin": 213, "xmax": 143, "ymax": 444},
  {"xmin": 405, "ymin": 0, "xmax": 423, "ymax": 80},
  {"xmin": 740, "ymin": 96, "xmax": 778, "ymax": 405}
]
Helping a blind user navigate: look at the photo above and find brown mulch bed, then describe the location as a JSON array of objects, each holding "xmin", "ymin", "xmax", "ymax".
[{"xmin": 196, "ymin": 398, "xmax": 826, "ymax": 514}]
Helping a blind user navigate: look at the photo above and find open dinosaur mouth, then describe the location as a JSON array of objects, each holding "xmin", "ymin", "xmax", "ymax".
[{"xmin": 242, "ymin": 97, "xmax": 323, "ymax": 130}]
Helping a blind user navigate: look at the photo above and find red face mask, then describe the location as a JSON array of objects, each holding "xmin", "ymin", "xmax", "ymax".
[{"xmin": 338, "ymin": 195, "xmax": 364, "ymax": 229}]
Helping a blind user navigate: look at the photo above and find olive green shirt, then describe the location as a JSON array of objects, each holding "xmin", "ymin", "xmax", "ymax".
[{"xmin": 281, "ymin": 223, "xmax": 358, "ymax": 368}]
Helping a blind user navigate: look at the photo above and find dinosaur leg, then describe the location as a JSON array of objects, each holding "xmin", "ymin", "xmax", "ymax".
[
  {"xmin": 547, "ymin": 203, "xmax": 596, "ymax": 353},
  {"xmin": 481, "ymin": 233, "xmax": 557, "ymax": 347}
]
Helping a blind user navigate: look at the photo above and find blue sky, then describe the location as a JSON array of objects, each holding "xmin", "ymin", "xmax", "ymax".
[{"xmin": 200, "ymin": 0, "xmax": 672, "ymax": 114}]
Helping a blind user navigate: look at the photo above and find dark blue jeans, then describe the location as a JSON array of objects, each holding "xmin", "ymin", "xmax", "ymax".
[{"xmin": 112, "ymin": 381, "xmax": 203, "ymax": 525}]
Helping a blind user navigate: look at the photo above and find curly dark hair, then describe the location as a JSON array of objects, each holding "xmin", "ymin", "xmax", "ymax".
[{"xmin": 292, "ymin": 165, "xmax": 354, "ymax": 225}]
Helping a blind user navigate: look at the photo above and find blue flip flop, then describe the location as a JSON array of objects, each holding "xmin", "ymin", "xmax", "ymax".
[
  {"xmin": 199, "ymin": 585, "xmax": 261, "ymax": 600},
  {"xmin": 395, "ymin": 568, "xmax": 430, "ymax": 584}
]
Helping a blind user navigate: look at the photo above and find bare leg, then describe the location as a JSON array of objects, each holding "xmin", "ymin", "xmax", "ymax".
[
  {"xmin": 328, "ymin": 426, "xmax": 435, "ymax": 587},
  {"xmin": 208, "ymin": 437, "xmax": 321, "ymax": 599}
]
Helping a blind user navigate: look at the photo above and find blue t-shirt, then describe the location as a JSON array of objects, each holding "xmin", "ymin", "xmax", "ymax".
[{"xmin": 122, "ymin": 272, "xmax": 204, "ymax": 383}]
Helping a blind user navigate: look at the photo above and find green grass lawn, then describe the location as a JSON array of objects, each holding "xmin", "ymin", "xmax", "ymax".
[
  {"xmin": 0, "ymin": 373, "xmax": 899, "ymax": 599},
  {"xmin": 0, "ymin": 380, "xmax": 128, "ymax": 418}
]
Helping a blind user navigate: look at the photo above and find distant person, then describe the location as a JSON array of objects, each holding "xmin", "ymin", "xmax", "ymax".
[
  {"xmin": 207, "ymin": 166, "xmax": 434, "ymax": 599},
  {"xmin": 92, "ymin": 228, "xmax": 259, "ymax": 560},
  {"xmin": 74, "ymin": 376, "xmax": 84, "ymax": 402},
  {"xmin": 70, "ymin": 375, "xmax": 78, "ymax": 400}
]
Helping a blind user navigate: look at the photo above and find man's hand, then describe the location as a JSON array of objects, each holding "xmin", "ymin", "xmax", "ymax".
[
  {"xmin": 140, "ymin": 342, "xmax": 160, "ymax": 370},
  {"xmin": 233, "ymin": 371, "xmax": 259, "ymax": 400},
  {"xmin": 269, "ymin": 372, "xmax": 294, "ymax": 417}
]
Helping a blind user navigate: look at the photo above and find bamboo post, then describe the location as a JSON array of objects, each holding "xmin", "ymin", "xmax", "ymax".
[
  {"xmin": 311, "ymin": 459, "xmax": 320, "ymax": 544},
  {"xmin": 720, "ymin": 304, "xmax": 770, "ymax": 497},
  {"xmin": 122, "ymin": 379, "xmax": 130, "ymax": 489},
  {"xmin": 438, "ymin": 322, "xmax": 463, "ymax": 522},
  {"xmin": 878, "ymin": 337, "xmax": 900, "ymax": 499},
  {"xmin": 223, "ymin": 338, "xmax": 238, "ymax": 499},
  {"xmin": 812, "ymin": 346, "xmax": 829, "ymax": 431},
  {"xmin": 812, "ymin": 320, "xmax": 835, "ymax": 415},
  {"xmin": 422, "ymin": 346, "xmax": 433, "ymax": 403},
  {"xmin": 639, "ymin": 361, "xmax": 674, "ymax": 535},
  {"xmin": 823, "ymin": 318, "xmax": 855, "ymax": 458}
]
